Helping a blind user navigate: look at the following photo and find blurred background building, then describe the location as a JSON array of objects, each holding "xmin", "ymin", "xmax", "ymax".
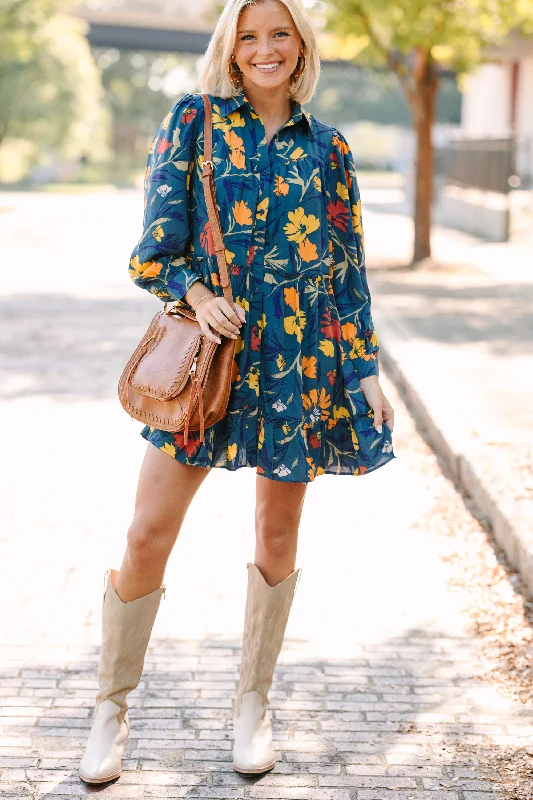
[{"xmin": 1, "ymin": 0, "xmax": 532, "ymax": 245}]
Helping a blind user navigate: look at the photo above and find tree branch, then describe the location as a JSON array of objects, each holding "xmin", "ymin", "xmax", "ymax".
[{"xmin": 351, "ymin": 0, "xmax": 417, "ymax": 107}]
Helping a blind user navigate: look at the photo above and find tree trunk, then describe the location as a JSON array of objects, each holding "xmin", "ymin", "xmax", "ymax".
[{"xmin": 412, "ymin": 64, "xmax": 439, "ymax": 265}]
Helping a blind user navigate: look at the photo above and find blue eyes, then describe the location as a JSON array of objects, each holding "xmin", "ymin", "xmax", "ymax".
[{"xmin": 240, "ymin": 31, "xmax": 289, "ymax": 41}]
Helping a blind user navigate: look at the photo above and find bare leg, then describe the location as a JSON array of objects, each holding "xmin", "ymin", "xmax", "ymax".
[
  {"xmin": 254, "ymin": 474, "xmax": 307, "ymax": 586},
  {"xmin": 115, "ymin": 444, "xmax": 210, "ymax": 602}
]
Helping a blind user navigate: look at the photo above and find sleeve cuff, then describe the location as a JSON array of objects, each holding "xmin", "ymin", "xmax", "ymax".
[
  {"xmin": 166, "ymin": 260, "xmax": 202, "ymax": 302},
  {"xmin": 354, "ymin": 354, "xmax": 379, "ymax": 379}
]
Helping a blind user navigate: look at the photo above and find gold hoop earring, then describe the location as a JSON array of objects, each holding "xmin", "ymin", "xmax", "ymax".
[
  {"xmin": 228, "ymin": 56, "xmax": 243, "ymax": 90},
  {"xmin": 291, "ymin": 52, "xmax": 306, "ymax": 83}
]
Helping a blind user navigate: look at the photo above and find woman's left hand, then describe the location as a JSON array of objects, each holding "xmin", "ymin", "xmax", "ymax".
[{"xmin": 359, "ymin": 375, "xmax": 394, "ymax": 433}]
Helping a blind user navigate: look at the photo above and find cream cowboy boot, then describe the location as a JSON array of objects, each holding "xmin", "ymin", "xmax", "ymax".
[
  {"xmin": 79, "ymin": 570, "xmax": 165, "ymax": 784},
  {"xmin": 232, "ymin": 562, "xmax": 301, "ymax": 774}
]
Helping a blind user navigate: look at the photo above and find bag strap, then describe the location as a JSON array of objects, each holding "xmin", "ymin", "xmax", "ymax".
[{"xmin": 200, "ymin": 94, "xmax": 234, "ymax": 306}]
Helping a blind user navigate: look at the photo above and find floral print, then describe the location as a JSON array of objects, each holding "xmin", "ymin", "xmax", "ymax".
[{"xmin": 128, "ymin": 91, "xmax": 395, "ymax": 482}]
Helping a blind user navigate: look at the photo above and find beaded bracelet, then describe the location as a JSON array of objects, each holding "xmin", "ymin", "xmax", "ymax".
[{"xmin": 192, "ymin": 292, "xmax": 213, "ymax": 312}]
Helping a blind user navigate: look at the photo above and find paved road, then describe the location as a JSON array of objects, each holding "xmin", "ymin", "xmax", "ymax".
[{"xmin": 1, "ymin": 190, "xmax": 532, "ymax": 799}]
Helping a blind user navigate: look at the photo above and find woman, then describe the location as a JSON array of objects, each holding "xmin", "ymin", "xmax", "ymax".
[{"xmin": 79, "ymin": 0, "xmax": 395, "ymax": 784}]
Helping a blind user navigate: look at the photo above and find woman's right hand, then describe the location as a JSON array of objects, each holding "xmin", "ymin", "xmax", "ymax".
[{"xmin": 195, "ymin": 294, "xmax": 246, "ymax": 344}]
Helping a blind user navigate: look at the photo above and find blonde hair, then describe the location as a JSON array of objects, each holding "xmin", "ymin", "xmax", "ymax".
[{"xmin": 198, "ymin": 0, "xmax": 320, "ymax": 104}]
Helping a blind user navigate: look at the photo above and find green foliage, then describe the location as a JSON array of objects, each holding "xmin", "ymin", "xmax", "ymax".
[
  {"xmin": 0, "ymin": 0, "xmax": 108, "ymax": 166},
  {"xmin": 93, "ymin": 48, "xmax": 199, "ymax": 178},
  {"xmin": 326, "ymin": 0, "xmax": 533, "ymax": 76},
  {"xmin": 307, "ymin": 64, "xmax": 461, "ymax": 127}
]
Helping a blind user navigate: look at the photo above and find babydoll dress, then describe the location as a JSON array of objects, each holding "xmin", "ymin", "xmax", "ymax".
[{"xmin": 128, "ymin": 91, "xmax": 395, "ymax": 483}]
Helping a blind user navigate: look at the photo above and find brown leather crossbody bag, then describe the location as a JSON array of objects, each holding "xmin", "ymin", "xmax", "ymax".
[{"xmin": 118, "ymin": 94, "xmax": 236, "ymax": 444}]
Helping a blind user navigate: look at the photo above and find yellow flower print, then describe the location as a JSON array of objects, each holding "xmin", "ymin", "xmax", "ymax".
[
  {"xmin": 350, "ymin": 337, "xmax": 377, "ymax": 362},
  {"xmin": 129, "ymin": 255, "xmax": 163, "ymax": 281},
  {"xmin": 318, "ymin": 339, "xmax": 335, "ymax": 357},
  {"xmin": 301, "ymin": 355, "xmax": 317, "ymax": 378},
  {"xmin": 283, "ymin": 286, "xmax": 299, "ymax": 313},
  {"xmin": 282, "ymin": 422, "xmax": 290, "ymax": 435},
  {"xmin": 302, "ymin": 387, "xmax": 331, "ymax": 420},
  {"xmin": 236, "ymin": 296, "xmax": 249, "ymax": 312},
  {"xmin": 284, "ymin": 207, "xmax": 320, "ymax": 243},
  {"xmin": 245, "ymin": 367, "xmax": 260, "ymax": 395},
  {"xmin": 257, "ymin": 313, "xmax": 267, "ymax": 331},
  {"xmin": 274, "ymin": 175, "xmax": 289, "ymax": 196},
  {"xmin": 233, "ymin": 200, "xmax": 253, "ymax": 226},
  {"xmin": 352, "ymin": 199, "xmax": 363, "ymax": 237},
  {"xmin": 297, "ymin": 238, "xmax": 318, "ymax": 263},
  {"xmin": 256, "ymin": 197, "xmax": 269, "ymax": 221},
  {"xmin": 227, "ymin": 110, "xmax": 245, "ymax": 128},
  {"xmin": 227, "ymin": 443, "xmax": 237, "ymax": 461},
  {"xmin": 284, "ymin": 309, "xmax": 307, "ymax": 342},
  {"xmin": 160, "ymin": 442, "xmax": 176, "ymax": 458},
  {"xmin": 276, "ymin": 353, "xmax": 286, "ymax": 371},
  {"xmin": 224, "ymin": 129, "xmax": 246, "ymax": 170},
  {"xmin": 152, "ymin": 225, "xmax": 164, "ymax": 242},
  {"xmin": 370, "ymin": 330, "xmax": 379, "ymax": 347},
  {"xmin": 333, "ymin": 405, "xmax": 350, "ymax": 420},
  {"xmin": 290, "ymin": 146, "xmax": 307, "ymax": 160},
  {"xmin": 234, "ymin": 334, "xmax": 245, "ymax": 353},
  {"xmin": 336, "ymin": 182, "xmax": 349, "ymax": 201},
  {"xmin": 306, "ymin": 456, "xmax": 316, "ymax": 482},
  {"xmin": 313, "ymin": 175, "xmax": 322, "ymax": 192},
  {"xmin": 351, "ymin": 426, "xmax": 360, "ymax": 451},
  {"xmin": 258, "ymin": 419, "xmax": 265, "ymax": 449},
  {"xmin": 225, "ymin": 248, "xmax": 236, "ymax": 264}
]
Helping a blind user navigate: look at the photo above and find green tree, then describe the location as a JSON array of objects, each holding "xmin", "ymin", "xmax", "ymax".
[
  {"xmin": 326, "ymin": 0, "xmax": 533, "ymax": 264},
  {"xmin": 0, "ymin": 0, "xmax": 107, "ymax": 173}
]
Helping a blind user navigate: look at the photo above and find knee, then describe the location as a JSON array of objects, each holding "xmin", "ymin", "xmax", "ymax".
[
  {"xmin": 126, "ymin": 513, "xmax": 176, "ymax": 567},
  {"xmin": 255, "ymin": 508, "xmax": 297, "ymax": 559}
]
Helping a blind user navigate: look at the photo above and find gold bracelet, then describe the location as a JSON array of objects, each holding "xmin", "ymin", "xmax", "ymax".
[{"xmin": 192, "ymin": 292, "xmax": 212, "ymax": 312}]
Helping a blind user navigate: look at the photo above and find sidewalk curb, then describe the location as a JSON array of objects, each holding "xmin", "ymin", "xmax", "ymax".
[{"xmin": 380, "ymin": 340, "xmax": 533, "ymax": 598}]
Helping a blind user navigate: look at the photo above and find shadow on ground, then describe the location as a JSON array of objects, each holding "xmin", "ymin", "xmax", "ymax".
[
  {"xmin": 0, "ymin": 294, "xmax": 155, "ymax": 401},
  {"xmin": 2, "ymin": 627, "xmax": 531, "ymax": 798}
]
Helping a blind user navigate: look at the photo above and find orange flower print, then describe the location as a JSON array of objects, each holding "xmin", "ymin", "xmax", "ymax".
[
  {"xmin": 233, "ymin": 200, "xmax": 253, "ymax": 226},
  {"xmin": 332, "ymin": 134, "xmax": 349, "ymax": 154},
  {"xmin": 274, "ymin": 175, "xmax": 289, "ymax": 196},
  {"xmin": 224, "ymin": 129, "xmax": 246, "ymax": 170},
  {"xmin": 283, "ymin": 286, "xmax": 299, "ymax": 313},
  {"xmin": 320, "ymin": 307, "xmax": 341, "ymax": 341},
  {"xmin": 302, "ymin": 387, "xmax": 331, "ymax": 421},
  {"xmin": 157, "ymin": 137, "xmax": 172, "ymax": 155},
  {"xmin": 199, "ymin": 220, "xmax": 215, "ymax": 255},
  {"xmin": 181, "ymin": 107, "xmax": 198, "ymax": 125},
  {"xmin": 298, "ymin": 238, "xmax": 318, "ymax": 263},
  {"xmin": 131, "ymin": 94, "xmax": 394, "ymax": 481},
  {"xmin": 173, "ymin": 430, "xmax": 201, "ymax": 457},
  {"xmin": 301, "ymin": 355, "xmax": 317, "ymax": 378},
  {"xmin": 327, "ymin": 199, "xmax": 350, "ymax": 233}
]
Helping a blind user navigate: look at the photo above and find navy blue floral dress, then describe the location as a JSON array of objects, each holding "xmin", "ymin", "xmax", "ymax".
[{"xmin": 128, "ymin": 91, "xmax": 395, "ymax": 482}]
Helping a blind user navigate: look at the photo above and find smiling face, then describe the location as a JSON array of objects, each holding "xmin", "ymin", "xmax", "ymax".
[{"xmin": 233, "ymin": 0, "xmax": 303, "ymax": 94}]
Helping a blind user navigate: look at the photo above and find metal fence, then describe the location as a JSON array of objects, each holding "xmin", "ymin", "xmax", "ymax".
[{"xmin": 443, "ymin": 136, "xmax": 533, "ymax": 193}]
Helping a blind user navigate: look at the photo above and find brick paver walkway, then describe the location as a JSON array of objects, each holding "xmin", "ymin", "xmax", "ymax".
[{"xmin": 1, "ymin": 190, "xmax": 532, "ymax": 799}]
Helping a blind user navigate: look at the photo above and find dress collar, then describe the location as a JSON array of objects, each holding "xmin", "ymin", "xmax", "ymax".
[{"xmin": 213, "ymin": 92, "xmax": 314, "ymax": 140}]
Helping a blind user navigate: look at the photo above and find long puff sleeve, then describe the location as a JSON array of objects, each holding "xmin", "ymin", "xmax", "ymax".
[
  {"xmin": 326, "ymin": 129, "xmax": 380, "ymax": 380},
  {"xmin": 128, "ymin": 93, "xmax": 202, "ymax": 302}
]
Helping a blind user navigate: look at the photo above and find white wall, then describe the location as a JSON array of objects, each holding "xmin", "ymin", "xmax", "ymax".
[
  {"xmin": 516, "ymin": 56, "xmax": 533, "ymax": 137},
  {"xmin": 461, "ymin": 63, "xmax": 513, "ymax": 137}
]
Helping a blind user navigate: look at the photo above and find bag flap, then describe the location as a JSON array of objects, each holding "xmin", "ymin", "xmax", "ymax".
[{"xmin": 129, "ymin": 312, "xmax": 203, "ymax": 400}]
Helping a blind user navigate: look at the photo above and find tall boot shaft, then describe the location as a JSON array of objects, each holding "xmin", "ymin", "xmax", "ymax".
[
  {"xmin": 95, "ymin": 571, "xmax": 165, "ymax": 723},
  {"xmin": 235, "ymin": 562, "xmax": 301, "ymax": 715}
]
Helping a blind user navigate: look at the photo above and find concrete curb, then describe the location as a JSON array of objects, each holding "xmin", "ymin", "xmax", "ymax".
[{"xmin": 379, "ymin": 340, "xmax": 533, "ymax": 598}]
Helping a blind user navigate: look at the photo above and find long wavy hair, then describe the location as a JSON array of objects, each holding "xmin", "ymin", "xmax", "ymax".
[{"xmin": 198, "ymin": 0, "xmax": 320, "ymax": 104}]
